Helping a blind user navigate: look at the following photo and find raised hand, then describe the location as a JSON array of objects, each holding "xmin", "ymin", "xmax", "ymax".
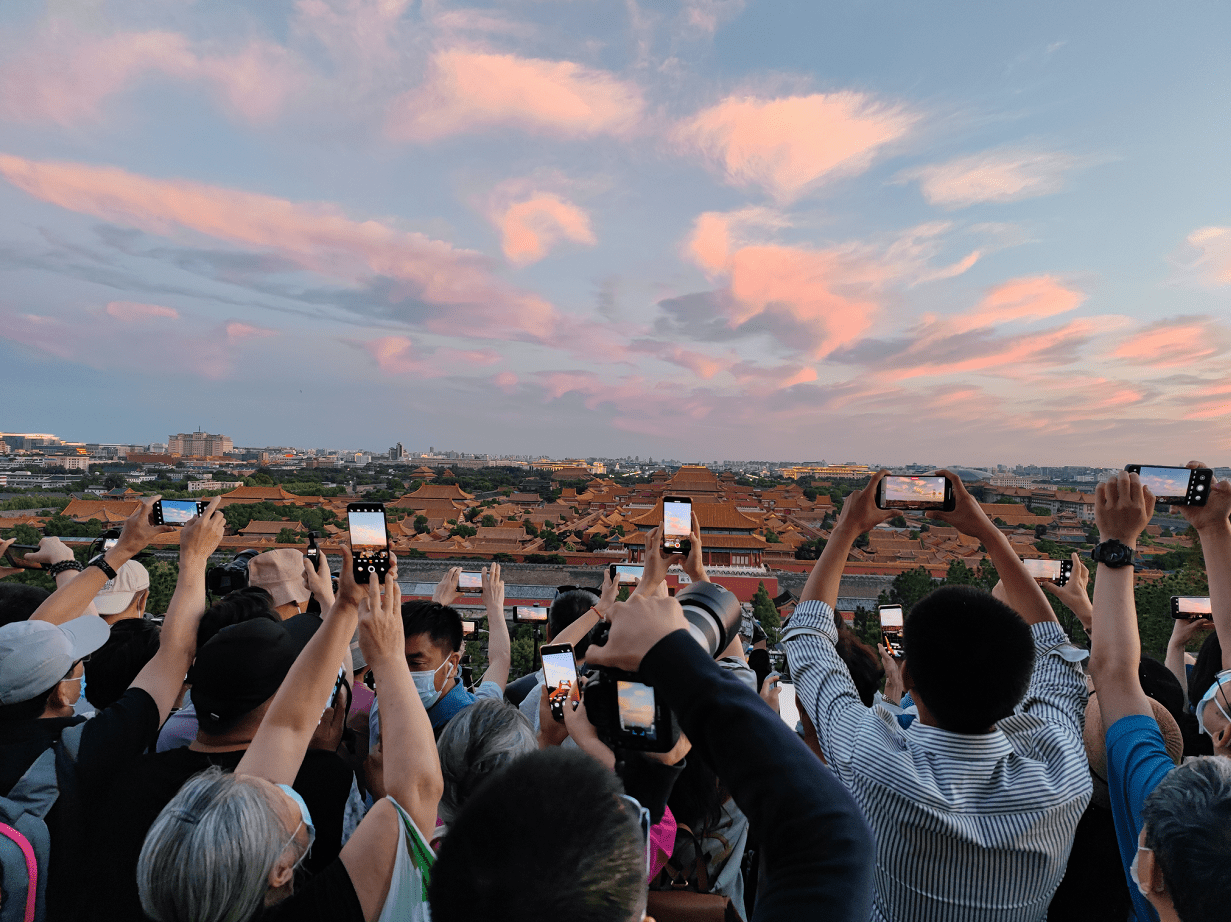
[
  {"xmin": 1095, "ymin": 471, "xmax": 1155, "ymax": 546},
  {"xmin": 1041, "ymin": 552, "xmax": 1093, "ymax": 629},
  {"xmin": 926, "ymin": 471, "xmax": 993, "ymax": 539},
  {"xmin": 834, "ymin": 470, "xmax": 896, "ymax": 538},
  {"xmin": 433, "ymin": 566, "xmax": 461, "ymax": 606},
  {"xmin": 1179, "ymin": 461, "xmax": 1231, "ymax": 534}
]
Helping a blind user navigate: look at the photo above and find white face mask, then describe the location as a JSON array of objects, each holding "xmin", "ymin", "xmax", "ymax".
[
  {"xmin": 410, "ymin": 658, "xmax": 453, "ymax": 709},
  {"xmin": 1130, "ymin": 846, "xmax": 1153, "ymax": 897}
]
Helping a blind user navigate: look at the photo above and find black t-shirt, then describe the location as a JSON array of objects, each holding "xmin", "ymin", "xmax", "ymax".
[
  {"xmin": 262, "ymin": 856, "xmax": 364, "ymax": 922},
  {"xmin": 0, "ymin": 686, "xmax": 160, "ymax": 922}
]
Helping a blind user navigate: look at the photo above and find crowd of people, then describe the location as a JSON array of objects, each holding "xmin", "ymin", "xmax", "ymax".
[{"xmin": 0, "ymin": 461, "xmax": 1228, "ymax": 922}]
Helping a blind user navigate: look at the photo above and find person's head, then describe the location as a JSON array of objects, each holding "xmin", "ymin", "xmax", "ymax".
[
  {"xmin": 85, "ymin": 619, "xmax": 162, "ymax": 711},
  {"xmin": 92, "ymin": 560, "xmax": 150, "ymax": 623},
  {"xmin": 247, "ymin": 550, "xmax": 311, "ymax": 620},
  {"xmin": 549, "ymin": 588, "xmax": 599, "ymax": 643},
  {"xmin": 138, "ymin": 767, "xmax": 312, "ymax": 922},
  {"xmin": 835, "ymin": 627, "xmax": 883, "ymax": 707},
  {"xmin": 1194, "ymin": 669, "xmax": 1231, "ymax": 758},
  {"xmin": 902, "ymin": 585, "xmax": 1034, "ymax": 734},
  {"xmin": 1188, "ymin": 630, "xmax": 1223, "ymax": 710},
  {"xmin": 401, "ymin": 600, "xmax": 463, "ymax": 697},
  {"xmin": 0, "ymin": 615, "xmax": 109, "ymax": 721},
  {"xmin": 197, "ymin": 587, "xmax": 279, "ymax": 649},
  {"xmin": 188, "ymin": 618, "xmax": 315, "ymax": 739},
  {"xmin": 436, "ymin": 698, "xmax": 536, "ymax": 824},
  {"xmin": 430, "ymin": 748, "xmax": 646, "ymax": 922},
  {"xmin": 0, "ymin": 583, "xmax": 50, "ymax": 628},
  {"xmin": 1135, "ymin": 756, "xmax": 1231, "ymax": 922}
]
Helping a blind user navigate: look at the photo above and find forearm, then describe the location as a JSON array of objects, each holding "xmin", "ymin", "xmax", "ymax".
[
  {"xmin": 1197, "ymin": 520, "xmax": 1231, "ymax": 670},
  {"xmin": 1089, "ymin": 565, "xmax": 1151, "ymax": 723},
  {"xmin": 130, "ymin": 556, "xmax": 208, "ymax": 721},
  {"xmin": 556, "ymin": 608, "xmax": 601, "ymax": 647},
  {"xmin": 982, "ymin": 529, "xmax": 1057, "ymax": 625},
  {"xmin": 53, "ymin": 568, "xmax": 101, "ymax": 618},
  {"xmin": 1164, "ymin": 636, "xmax": 1189, "ymax": 693},
  {"xmin": 800, "ymin": 523, "xmax": 855, "ymax": 606},
  {"xmin": 480, "ymin": 607, "xmax": 511, "ymax": 689},
  {"xmin": 368, "ymin": 650, "xmax": 442, "ymax": 834},
  {"xmin": 30, "ymin": 546, "xmax": 130, "ymax": 625}
]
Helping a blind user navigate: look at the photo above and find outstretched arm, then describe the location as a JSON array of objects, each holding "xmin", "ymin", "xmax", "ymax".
[
  {"xmin": 1178, "ymin": 462, "xmax": 1231, "ymax": 670},
  {"xmin": 479, "ymin": 563, "xmax": 510, "ymax": 690},
  {"xmin": 800, "ymin": 471, "xmax": 892, "ymax": 607}
]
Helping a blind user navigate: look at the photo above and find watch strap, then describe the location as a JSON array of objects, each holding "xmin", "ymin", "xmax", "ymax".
[{"xmin": 88, "ymin": 555, "xmax": 118, "ymax": 580}]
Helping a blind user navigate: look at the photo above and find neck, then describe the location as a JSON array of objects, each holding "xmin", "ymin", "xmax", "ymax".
[
  {"xmin": 189, "ymin": 733, "xmax": 253, "ymax": 753},
  {"xmin": 104, "ymin": 609, "xmax": 142, "ymax": 626}
]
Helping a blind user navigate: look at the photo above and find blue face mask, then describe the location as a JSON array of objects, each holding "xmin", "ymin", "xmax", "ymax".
[
  {"xmin": 410, "ymin": 658, "xmax": 453, "ymax": 710},
  {"xmin": 276, "ymin": 783, "xmax": 315, "ymax": 866},
  {"xmin": 1196, "ymin": 669, "xmax": 1231, "ymax": 737}
]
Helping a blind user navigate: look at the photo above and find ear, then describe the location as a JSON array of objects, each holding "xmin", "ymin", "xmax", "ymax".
[
  {"xmin": 267, "ymin": 853, "xmax": 296, "ymax": 892},
  {"xmin": 900, "ymin": 661, "xmax": 915, "ymax": 694},
  {"xmin": 47, "ymin": 680, "xmax": 74, "ymax": 710},
  {"xmin": 1138, "ymin": 847, "xmax": 1166, "ymax": 895},
  {"xmin": 136, "ymin": 589, "xmax": 149, "ymax": 613}
]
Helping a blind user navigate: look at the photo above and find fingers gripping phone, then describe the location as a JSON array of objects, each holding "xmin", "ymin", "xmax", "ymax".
[
  {"xmin": 1171, "ymin": 597, "xmax": 1212, "ymax": 621},
  {"xmin": 3, "ymin": 545, "xmax": 42, "ymax": 569},
  {"xmin": 347, "ymin": 502, "xmax": 389, "ymax": 584},
  {"xmin": 879, "ymin": 604, "xmax": 905, "ymax": 657},
  {"xmin": 875, "ymin": 475, "xmax": 956, "ymax": 512},
  {"xmin": 541, "ymin": 642, "xmax": 579, "ymax": 722},
  {"xmin": 1124, "ymin": 465, "xmax": 1213, "ymax": 506},
  {"xmin": 662, "ymin": 495, "xmax": 692, "ymax": 555},
  {"xmin": 153, "ymin": 499, "xmax": 208, "ymax": 526},
  {"xmin": 1021, "ymin": 557, "xmax": 1073, "ymax": 586}
]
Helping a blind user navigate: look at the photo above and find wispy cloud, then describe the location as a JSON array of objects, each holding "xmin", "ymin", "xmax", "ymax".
[
  {"xmin": 1111, "ymin": 316, "xmax": 1231, "ymax": 368},
  {"xmin": 1177, "ymin": 227, "xmax": 1231, "ymax": 286},
  {"xmin": 104, "ymin": 301, "xmax": 180, "ymax": 322},
  {"xmin": 492, "ymin": 192, "xmax": 597, "ymax": 266},
  {"xmin": 898, "ymin": 148, "xmax": 1084, "ymax": 208}
]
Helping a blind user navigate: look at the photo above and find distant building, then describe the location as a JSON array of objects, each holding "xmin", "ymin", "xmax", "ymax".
[
  {"xmin": 782, "ymin": 464, "xmax": 872, "ymax": 481},
  {"xmin": 990, "ymin": 473, "xmax": 1035, "ymax": 488},
  {"xmin": 168, "ymin": 431, "xmax": 233, "ymax": 457},
  {"xmin": 44, "ymin": 456, "xmax": 90, "ymax": 471}
]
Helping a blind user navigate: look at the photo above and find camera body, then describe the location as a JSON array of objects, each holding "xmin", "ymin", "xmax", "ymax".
[
  {"xmin": 206, "ymin": 549, "xmax": 259, "ymax": 596},
  {"xmin": 584, "ymin": 581, "xmax": 741, "ymax": 753}
]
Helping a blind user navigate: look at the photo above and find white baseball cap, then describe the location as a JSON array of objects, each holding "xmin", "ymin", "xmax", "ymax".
[
  {"xmin": 0, "ymin": 616, "xmax": 111, "ymax": 705},
  {"xmin": 92, "ymin": 561, "xmax": 151, "ymax": 616}
]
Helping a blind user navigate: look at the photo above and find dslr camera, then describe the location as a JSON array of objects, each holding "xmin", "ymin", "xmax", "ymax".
[
  {"xmin": 205, "ymin": 549, "xmax": 260, "ymax": 596},
  {"xmin": 584, "ymin": 581, "xmax": 742, "ymax": 753}
]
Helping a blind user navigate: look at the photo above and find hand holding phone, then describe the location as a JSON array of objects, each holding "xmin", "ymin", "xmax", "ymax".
[
  {"xmin": 347, "ymin": 503, "xmax": 390, "ymax": 584},
  {"xmin": 875, "ymin": 475, "xmax": 955, "ymax": 512},
  {"xmin": 1021, "ymin": 557, "xmax": 1073, "ymax": 586},
  {"xmin": 1171, "ymin": 596, "xmax": 1213, "ymax": 621},
  {"xmin": 153, "ymin": 499, "xmax": 208, "ymax": 526},
  {"xmin": 306, "ymin": 531, "xmax": 319, "ymax": 564},
  {"xmin": 661, "ymin": 496, "xmax": 692, "ymax": 555},
  {"xmin": 457, "ymin": 571, "xmax": 483, "ymax": 593},
  {"xmin": 878, "ymin": 604, "xmax": 905, "ymax": 657},
  {"xmin": 1125, "ymin": 465, "xmax": 1212, "ymax": 507},
  {"xmin": 541, "ymin": 642, "xmax": 579, "ymax": 722}
]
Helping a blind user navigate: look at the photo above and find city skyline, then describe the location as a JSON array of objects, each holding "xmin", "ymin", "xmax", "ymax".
[{"xmin": 2, "ymin": 2, "xmax": 1229, "ymax": 464}]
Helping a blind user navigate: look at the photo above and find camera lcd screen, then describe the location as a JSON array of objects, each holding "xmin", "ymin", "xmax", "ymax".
[
  {"xmin": 1137, "ymin": 466, "xmax": 1195, "ymax": 501},
  {"xmin": 516, "ymin": 606, "xmax": 549, "ymax": 622},
  {"xmin": 1022, "ymin": 558, "xmax": 1063, "ymax": 580},
  {"xmin": 347, "ymin": 511, "xmax": 387, "ymax": 552},
  {"xmin": 160, "ymin": 500, "xmax": 201, "ymax": 524},
  {"xmin": 458, "ymin": 572, "xmax": 483, "ymax": 590},
  {"xmin": 879, "ymin": 606, "xmax": 904, "ymax": 630},
  {"xmin": 616, "ymin": 680, "xmax": 657, "ymax": 740},
  {"xmin": 542, "ymin": 649, "xmax": 578, "ymax": 693},
  {"xmin": 103, "ymin": 537, "xmax": 118, "ymax": 551},
  {"xmin": 881, "ymin": 476, "xmax": 947, "ymax": 508},
  {"xmin": 462, "ymin": 620, "xmax": 476, "ymax": 636},
  {"xmin": 1176, "ymin": 597, "xmax": 1212, "ymax": 615},
  {"xmin": 614, "ymin": 565, "xmax": 643, "ymax": 584}
]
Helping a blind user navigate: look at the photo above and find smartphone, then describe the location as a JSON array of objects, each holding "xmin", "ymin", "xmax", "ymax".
[
  {"xmin": 327, "ymin": 668, "xmax": 346, "ymax": 710},
  {"xmin": 609, "ymin": 564, "xmax": 644, "ymax": 584},
  {"xmin": 153, "ymin": 499, "xmax": 207, "ymax": 526},
  {"xmin": 1171, "ymin": 597, "xmax": 1213, "ymax": 621},
  {"xmin": 1021, "ymin": 558, "xmax": 1073, "ymax": 586},
  {"xmin": 515, "ymin": 606, "xmax": 549, "ymax": 623},
  {"xmin": 1125, "ymin": 465, "xmax": 1213, "ymax": 506},
  {"xmin": 879, "ymin": 604, "xmax": 905, "ymax": 657},
  {"xmin": 462, "ymin": 620, "xmax": 476, "ymax": 636},
  {"xmin": 458, "ymin": 571, "xmax": 483, "ymax": 593},
  {"xmin": 3, "ymin": 545, "xmax": 42, "ymax": 570},
  {"xmin": 616, "ymin": 679, "xmax": 659, "ymax": 741},
  {"xmin": 875, "ymin": 475, "xmax": 956, "ymax": 512},
  {"xmin": 347, "ymin": 502, "xmax": 389, "ymax": 584},
  {"xmin": 661, "ymin": 495, "xmax": 692, "ymax": 554},
  {"xmin": 306, "ymin": 531, "xmax": 319, "ymax": 565},
  {"xmin": 541, "ymin": 642, "xmax": 579, "ymax": 722}
]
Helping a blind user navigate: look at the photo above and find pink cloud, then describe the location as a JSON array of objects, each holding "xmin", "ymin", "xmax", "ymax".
[
  {"xmin": 1179, "ymin": 227, "xmax": 1231, "ymax": 286},
  {"xmin": 0, "ymin": 153, "xmax": 556, "ymax": 341},
  {"xmin": 387, "ymin": 50, "xmax": 643, "ymax": 142},
  {"xmin": 675, "ymin": 92, "xmax": 915, "ymax": 202},
  {"xmin": 225, "ymin": 321, "xmax": 278, "ymax": 343},
  {"xmin": 881, "ymin": 318, "xmax": 1099, "ymax": 381},
  {"xmin": 628, "ymin": 340, "xmax": 729, "ymax": 379},
  {"xmin": 366, "ymin": 335, "xmax": 426, "ymax": 375},
  {"xmin": 495, "ymin": 194, "xmax": 597, "ymax": 266},
  {"xmin": 493, "ymin": 371, "xmax": 519, "ymax": 393},
  {"xmin": 957, "ymin": 275, "xmax": 1086, "ymax": 331},
  {"xmin": 730, "ymin": 362, "xmax": 818, "ymax": 390},
  {"xmin": 898, "ymin": 149, "xmax": 1081, "ymax": 208},
  {"xmin": 104, "ymin": 301, "xmax": 180, "ymax": 322},
  {"xmin": 1111, "ymin": 316, "xmax": 1231, "ymax": 368}
]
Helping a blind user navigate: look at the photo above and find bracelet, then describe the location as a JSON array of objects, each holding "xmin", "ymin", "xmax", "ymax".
[{"xmin": 47, "ymin": 560, "xmax": 85, "ymax": 576}]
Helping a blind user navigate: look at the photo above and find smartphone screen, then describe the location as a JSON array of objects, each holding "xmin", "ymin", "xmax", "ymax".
[
  {"xmin": 348, "ymin": 510, "xmax": 387, "ymax": 552},
  {"xmin": 515, "ymin": 606, "xmax": 549, "ymax": 622},
  {"xmin": 614, "ymin": 564, "xmax": 643, "ymax": 584},
  {"xmin": 662, "ymin": 497, "xmax": 691, "ymax": 551},
  {"xmin": 1173, "ymin": 597, "xmax": 1212, "ymax": 619},
  {"xmin": 1022, "ymin": 558, "xmax": 1063, "ymax": 580},
  {"xmin": 541, "ymin": 644, "xmax": 578, "ymax": 694},
  {"xmin": 159, "ymin": 499, "xmax": 203, "ymax": 525},
  {"xmin": 458, "ymin": 571, "xmax": 483, "ymax": 591},
  {"xmin": 879, "ymin": 476, "xmax": 948, "ymax": 509},
  {"xmin": 1131, "ymin": 465, "xmax": 1209, "ymax": 504},
  {"xmin": 879, "ymin": 605, "xmax": 904, "ymax": 630},
  {"xmin": 616, "ymin": 680, "xmax": 657, "ymax": 740},
  {"xmin": 462, "ymin": 620, "xmax": 476, "ymax": 636}
]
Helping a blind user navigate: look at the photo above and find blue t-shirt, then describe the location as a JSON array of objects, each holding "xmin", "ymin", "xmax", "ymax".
[{"xmin": 1105, "ymin": 715, "xmax": 1176, "ymax": 922}]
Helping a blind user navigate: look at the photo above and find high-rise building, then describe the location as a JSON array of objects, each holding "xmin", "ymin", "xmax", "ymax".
[{"xmin": 168, "ymin": 431, "xmax": 233, "ymax": 457}]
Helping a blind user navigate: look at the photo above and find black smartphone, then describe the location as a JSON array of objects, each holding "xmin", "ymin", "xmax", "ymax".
[
  {"xmin": 879, "ymin": 604, "xmax": 905, "ymax": 657},
  {"xmin": 306, "ymin": 531, "xmax": 319, "ymax": 565},
  {"xmin": 347, "ymin": 502, "xmax": 389, "ymax": 584},
  {"xmin": 1124, "ymin": 465, "xmax": 1213, "ymax": 506},
  {"xmin": 457, "ymin": 571, "xmax": 483, "ymax": 594},
  {"xmin": 153, "ymin": 499, "xmax": 207, "ymax": 526},
  {"xmin": 514, "ymin": 606, "xmax": 549, "ymax": 623},
  {"xmin": 328, "ymin": 668, "xmax": 347, "ymax": 710},
  {"xmin": 609, "ymin": 564, "xmax": 644, "ymax": 584},
  {"xmin": 1021, "ymin": 558, "xmax": 1073, "ymax": 586},
  {"xmin": 3, "ymin": 544, "xmax": 42, "ymax": 569},
  {"xmin": 541, "ymin": 642, "xmax": 579, "ymax": 722},
  {"xmin": 1171, "ymin": 597, "xmax": 1212, "ymax": 621},
  {"xmin": 875, "ymin": 475, "xmax": 956, "ymax": 512},
  {"xmin": 661, "ymin": 495, "xmax": 692, "ymax": 554}
]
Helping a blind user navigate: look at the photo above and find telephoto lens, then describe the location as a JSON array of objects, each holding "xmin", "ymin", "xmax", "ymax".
[{"xmin": 676, "ymin": 581, "xmax": 742, "ymax": 658}]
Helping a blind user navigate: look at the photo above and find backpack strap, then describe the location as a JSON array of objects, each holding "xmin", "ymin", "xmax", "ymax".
[
  {"xmin": 0, "ymin": 747, "xmax": 59, "ymax": 824},
  {"xmin": 0, "ymin": 822, "xmax": 39, "ymax": 922}
]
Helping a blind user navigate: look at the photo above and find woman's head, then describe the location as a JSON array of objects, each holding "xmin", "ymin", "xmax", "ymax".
[
  {"xmin": 137, "ymin": 768, "xmax": 310, "ymax": 922},
  {"xmin": 436, "ymin": 698, "xmax": 535, "ymax": 824}
]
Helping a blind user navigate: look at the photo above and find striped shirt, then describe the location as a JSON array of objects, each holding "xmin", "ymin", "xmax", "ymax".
[{"xmin": 783, "ymin": 601, "xmax": 1091, "ymax": 922}]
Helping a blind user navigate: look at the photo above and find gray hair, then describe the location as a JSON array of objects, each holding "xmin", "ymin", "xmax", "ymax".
[
  {"xmin": 137, "ymin": 767, "xmax": 294, "ymax": 922},
  {"xmin": 1142, "ymin": 756, "xmax": 1231, "ymax": 922},
  {"xmin": 436, "ymin": 698, "xmax": 536, "ymax": 823}
]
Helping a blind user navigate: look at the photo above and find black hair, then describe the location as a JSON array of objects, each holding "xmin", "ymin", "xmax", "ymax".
[
  {"xmin": 549, "ymin": 589, "xmax": 599, "ymax": 641},
  {"xmin": 0, "ymin": 663, "xmax": 76, "ymax": 722},
  {"xmin": 430, "ymin": 748, "xmax": 645, "ymax": 922},
  {"xmin": 86, "ymin": 620, "xmax": 162, "ymax": 711},
  {"xmin": 1188, "ymin": 630, "xmax": 1223, "ymax": 710},
  {"xmin": 1142, "ymin": 756, "xmax": 1231, "ymax": 922},
  {"xmin": 0, "ymin": 584, "xmax": 51, "ymax": 628},
  {"xmin": 402, "ymin": 600, "xmax": 463, "ymax": 653},
  {"xmin": 196, "ymin": 587, "xmax": 277, "ymax": 649},
  {"xmin": 903, "ymin": 585, "xmax": 1034, "ymax": 734},
  {"xmin": 835, "ymin": 627, "xmax": 884, "ymax": 708}
]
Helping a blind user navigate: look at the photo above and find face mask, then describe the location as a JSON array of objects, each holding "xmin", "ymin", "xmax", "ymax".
[
  {"xmin": 276, "ymin": 783, "xmax": 316, "ymax": 868},
  {"xmin": 1196, "ymin": 669, "xmax": 1231, "ymax": 737},
  {"xmin": 410, "ymin": 658, "xmax": 453, "ymax": 710},
  {"xmin": 1129, "ymin": 846, "xmax": 1152, "ymax": 896}
]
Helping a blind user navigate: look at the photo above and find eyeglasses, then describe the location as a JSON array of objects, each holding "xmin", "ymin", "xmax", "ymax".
[{"xmin": 1196, "ymin": 668, "xmax": 1231, "ymax": 738}]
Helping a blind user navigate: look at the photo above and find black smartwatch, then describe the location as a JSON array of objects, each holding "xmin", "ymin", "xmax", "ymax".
[
  {"xmin": 1090, "ymin": 540, "xmax": 1135, "ymax": 569},
  {"xmin": 87, "ymin": 554, "xmax": 118, "ymax": 580}
]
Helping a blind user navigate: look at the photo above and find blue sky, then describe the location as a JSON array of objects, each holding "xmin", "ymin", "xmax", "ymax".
[{"xmin": 1, "ymin": 0, "xmax": 1229, "ymax": 465}]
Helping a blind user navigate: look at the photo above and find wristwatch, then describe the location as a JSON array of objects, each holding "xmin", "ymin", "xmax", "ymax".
[
  {"xmin": 1091, "ymin": 539, "xmax": 1135, "ymax": 569},
  {"xmin": 87, "ymin": 554, "xmax": 118, "ymax": 580}
]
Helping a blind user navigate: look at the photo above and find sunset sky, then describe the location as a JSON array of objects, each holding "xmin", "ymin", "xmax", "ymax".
[{"xmin": 2, "ymin": 0, "xmax": 1229, "ymax": 465}]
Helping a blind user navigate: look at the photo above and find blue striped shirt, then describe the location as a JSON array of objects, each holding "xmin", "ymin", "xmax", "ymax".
[{"xmin": 784, "ymin": 600, "xmax": 1091, "ymax": 922}]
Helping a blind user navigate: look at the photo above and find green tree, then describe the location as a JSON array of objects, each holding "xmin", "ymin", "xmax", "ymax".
[
  {"xmin": 524, "ymin": 521, "xmax": 539, "ymax": 537},
  {"xmin": 878, "ymin": 567, "xmax": 937, "ymax": 613},
  {"xmin": 509, "ymin": 625, "xmax": 537, "ymax": 680},
  {"xmin": 480, "ymin": 514, "xmax": 498, "ymax": 528},
  {"xmin": 248, "ymin": 472, "xmax": 274, "ymax": 486},
  {"xmin": 751, "ymin": 582, "xmax": 781, "ymax": 645},
  {"xmin": 414, "ymin": 515, "xmax": 430, "ymax": 534},
  {"xmin": 890, "ymin": 515, "xmax": 908, "ymax": 529},
  {"xmin": 542, "ymin": 531, "xmax": 562, "ymax": 551},
  {"xmin": 765, "ymin": 531, "xmax": 781, "ymax": 544},
  {"xmin": 851, "ymin": 606, "xmax": 881, "ymax": 649},
  {"xmin": 146, "ymin": 560, "xmax": 180, "ymax": 615},
  {"xmin": 1, "ymin": 523, "xmax": 43, "ymax": 545},
  {"xmin": 450, "ymin": 524, "xmax": 477, "ymax": 538},
  {"xmin": 1136, "ymin": 570, "xmax": 1209, "ymax": 660},
  {"xmin": 275, "ymin": 528, "xmax": 305, "ymax": 544},
  {"xmin": 43, "ymin": 516, "xmax": 103, "ymax": 538}
]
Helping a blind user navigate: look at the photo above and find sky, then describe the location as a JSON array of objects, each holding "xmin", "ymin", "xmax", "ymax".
[{"xmin": 1, "ymin": 0, "xmax": 1229, "ymax": 466}]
